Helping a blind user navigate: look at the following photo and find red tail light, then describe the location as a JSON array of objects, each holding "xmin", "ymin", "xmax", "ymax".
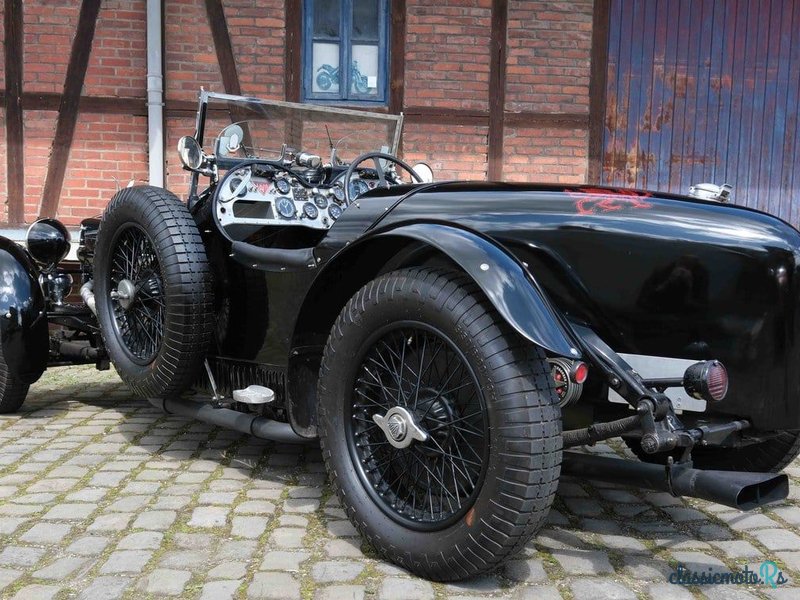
[
  {"xmin": 571, "ymin": 361, "xmax": 589, "ymax": 384},
  {"xmin": 683, "ymin": 360, "xmax": 728, "ymax": 403}
]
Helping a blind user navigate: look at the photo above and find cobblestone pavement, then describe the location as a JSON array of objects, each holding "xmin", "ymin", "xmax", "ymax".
[{"xmin": 1, "ymin": 366, "xmax": 799, "ymax": 599}]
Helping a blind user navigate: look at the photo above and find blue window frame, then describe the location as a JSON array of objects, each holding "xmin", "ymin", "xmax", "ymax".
[{"xmin": 302, "ymin": 0, "xmax": 390, "ymax": 104}]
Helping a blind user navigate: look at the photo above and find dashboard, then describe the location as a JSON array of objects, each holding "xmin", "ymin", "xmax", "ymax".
[{"xmin": 215, "ymin": 165, "xmax": 378, "ymax": 233}]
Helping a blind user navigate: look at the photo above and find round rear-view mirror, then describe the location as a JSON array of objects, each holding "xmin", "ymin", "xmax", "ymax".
[
  {"xmin": 412, "ymin": 162, "xmax": 434, "ymax": 183},
  {"xmin": 177, "ymin": 136, "xmax": 204, "ymax": 170}
]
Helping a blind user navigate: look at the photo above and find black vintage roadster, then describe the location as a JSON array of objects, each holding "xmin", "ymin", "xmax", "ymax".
[{"xmin": 1, "ymin": 91, "xmax": 796, "ymax": 580}]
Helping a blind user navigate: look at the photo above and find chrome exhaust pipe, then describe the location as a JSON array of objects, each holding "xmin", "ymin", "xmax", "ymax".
[
  {"xmin": 148, "ymin": 397, "xmax": 313, "ymax": 444},
  {"xmin": 561, "ymin": 452, "xmax": 788, "ymax": 511},
  {"xmin": 80, "ymin": 280, "xmax": 96, "ymax": 315}
]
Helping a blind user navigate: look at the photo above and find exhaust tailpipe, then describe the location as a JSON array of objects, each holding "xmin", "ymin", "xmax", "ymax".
[
  {"xmin": 561, "ymin": 451, "xmax": 788, "ymax": 511},
  {"xmin": 149, "ymin": 397, "xmax": 313, "ymax": 444}
]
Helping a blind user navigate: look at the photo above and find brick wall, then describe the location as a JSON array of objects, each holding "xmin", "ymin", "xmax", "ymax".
[
  {"xmin": 22, "ymin": 2, "xmax": 80, "ymax": 94},
  {"xmin": 504, "ymin": 126, "xmax": 589, "ymax": 184},
  {"xmin": 6, "ymin": 0, "xmax": 150, "ymax": 225},
  {"xmin": 58, "ymin": 114, "xmax": 150, "ymax": 223},
  {"xmin": 225, "ymin": 0, "xmax": 285, "ymax": 99},
  {"xmin": 83, "ymin": 1, "xmax": 147, "ymax": 98},
  {"xmin": 165, "ymin": 0, "xmax": 223, "ymax": 101},
  {"xmin": 2, "ymin": 0, "xmax": 595, "ymax": 225},
  {"xmin": 503, "ymin": 0, "xmax": 593, "ymax": 182},
  {"xmin": 506, "ymin": 1, "xmax": 593, "ymax": 114},
  {"xmin": 21, "ymin": 111, "xmax": 57, "ymax": 222},
  {"xmin": 403, "ymin": 123, "xmax": 489, "ymax": 181},
  {"xmin": 404, "ymin": 0, "xmax": 492, "ymax": 111}
]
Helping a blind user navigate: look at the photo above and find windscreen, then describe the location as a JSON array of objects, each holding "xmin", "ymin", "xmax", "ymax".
[{"xmin": 202, "ymin": 92, "xmax": 403, "ymax": 164}]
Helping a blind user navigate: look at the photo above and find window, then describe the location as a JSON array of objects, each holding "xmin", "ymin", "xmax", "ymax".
[{"xmin": 303, "ymin": 0, "xmax": 389, "ymax": 104}]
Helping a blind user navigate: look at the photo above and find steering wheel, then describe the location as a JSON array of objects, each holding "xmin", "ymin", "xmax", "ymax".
[{"xmin": 343, "ymin": 152, "xmax": 424, "ymax": 205}]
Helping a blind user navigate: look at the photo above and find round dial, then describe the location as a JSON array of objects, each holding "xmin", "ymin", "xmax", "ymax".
[
  {"xmin": 332, "ymin": 185, "xmax": 345, "ymax": 202},
  {"xmin": 348, "ymin": 179, "xmax": 370, "ymax": 199},
  {"xmin": 276, "ymin": 197, "xmax": 296, "ymax": 219},
  {"xmin": 275, "ymin": 178, "xmax": 291, "ymax": 195},
  {"xmin": 313, "ymin": 193, "xmax": 328, "ymax": 209},
  {"xmin": 229, "ymin": 177, "xmax": 247, "ymax": 198},
  {"xmin": 328, "ymin": 203, "xmax": 343, "ymax": 221},
  {"xmin": 219, "ymin": 167, "xmax": 251, "ymax": 202},
  {"xmin": 302, "ymin": 202, "xmax": 319, "ymax": 219}
]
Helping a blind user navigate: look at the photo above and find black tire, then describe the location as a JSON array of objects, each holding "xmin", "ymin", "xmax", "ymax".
[
  {"xmin": 94, "ymin": 186, "xmax": 213, "ymax": 399},
  {"xmin": 0, "ymin": 347, "xmax": 29, "ymax": 414},
  {"xmin": 318, "ymin": 268, "xmax": 561, "ymax": 581},
  {"xmin": 624, "ymin": 432, "xmax": 800, "ymax": 473}
]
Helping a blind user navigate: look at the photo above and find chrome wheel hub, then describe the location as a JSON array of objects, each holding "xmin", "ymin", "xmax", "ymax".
[
  {"xmin": 373, "ymin": 406, "xmax": 428, "ymax": 449},
  {"xmin": 113, "ymin": 279, "xmax": 136, "ymax": 311}
]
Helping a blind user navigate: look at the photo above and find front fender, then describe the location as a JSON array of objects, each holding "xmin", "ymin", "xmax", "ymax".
[
  {"xmin": 376, "ymin": 223, "xmax": 580, "ymax": 358},
  {"xmin": 0, "ymin": 237, "xmax": 48, "ymax": 384}
]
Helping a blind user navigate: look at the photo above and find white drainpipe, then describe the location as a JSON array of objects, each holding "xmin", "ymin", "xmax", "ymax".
[{"xmin": 146, "ymin": 0, "xmax": 164, "ymax": 187}]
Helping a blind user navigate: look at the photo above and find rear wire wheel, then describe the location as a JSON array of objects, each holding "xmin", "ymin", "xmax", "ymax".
[
  {"xmin": 348, "ymin": 324, "xmax": 490, "ymax": 529},
  {"xmin": 318, "ymin": 268, "xmax": 562, "ymax": 580}
]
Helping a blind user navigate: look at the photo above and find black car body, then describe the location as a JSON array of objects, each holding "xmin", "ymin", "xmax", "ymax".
[{"xmin": 0, "ymin": 91, "xmax": 795, "ymax": 580}]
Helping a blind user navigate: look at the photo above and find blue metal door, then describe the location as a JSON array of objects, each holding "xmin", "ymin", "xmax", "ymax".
[{"xmin": 602, "ymin": 0, "xmax": 800, "ymax": 224}]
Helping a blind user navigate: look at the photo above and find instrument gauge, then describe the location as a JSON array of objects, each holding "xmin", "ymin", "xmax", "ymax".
[
  {"xmin": 302, "ymin": 202, "xmax": 319, "ymax": 220},
  {"xmin": 349, "ymin": 179, "xmax": 370, "ymax": 199},
  {"xmin": 328, "ymin": 203, "xmax": 343, "ymax": 221},
  {"xmin": 276, "ymin": 197, "xmax": 296, "ymax": 219},
  {"xmin": 228, "ymin": 177, "xmax": 247, "ymax": 198},
  {"xmin": 275, "ymin": 178, "xmax": 291, "ymax": 195},
  {"xmin": 332, "ymin": 185, "xmax": 345, "ymax": 202},
  {"xmin": 313, "ymin": 194, "xmax": 328, "ymax": 209}
]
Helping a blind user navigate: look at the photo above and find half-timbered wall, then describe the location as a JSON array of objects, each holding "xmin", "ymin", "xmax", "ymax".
[{"xmin": 0, "ymin": 0, "xmax": 595, "ymax": 226}]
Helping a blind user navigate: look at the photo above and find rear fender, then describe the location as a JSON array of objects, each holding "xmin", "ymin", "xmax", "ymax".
[
  {"xmin": 375, "ymin": 223, "xmax": 580, "ymax": 358},
  {"xmin": 0, "ymin": 237, "xmax": 48, "ymax": 384},
  {"xmin": 287, "ymin": 222, "xmax": 580, "ymax": 436}
]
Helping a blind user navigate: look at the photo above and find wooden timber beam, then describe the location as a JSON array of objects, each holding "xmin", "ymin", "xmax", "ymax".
[
  {"xmin": 402, "ymin": 106, "xmax": 589, "ymax": 128},
  {"xmin": 39, "ymin": 0, "xmax": 102, "ymax": 219},
  {"xmin": 0, "ymin": 90, "xmax": 592, "ymax": 129},
  {"xmin": 204, "ymin": 0, "xmax": 242, "ymax": 95},
  {"xmin": 487, "ymin": 0, "xmax": 508, "ymax": 180},
  {"xmin": 0, "ymin": 92, "xmax": 147, "ymax": 115},
  {"xmin": 389, "ymin": 0, "xmax": 406, "ymax": 115},
  {"xmin": 4, "ymin": 0, "xmax": 24, "ymax": 224},
  {"xmin": 285, "ymin": 0, "xmax": 302, "ymax": 102},
  {"xmin": 504, "ymin": 112, "xmax": 590, "ymax": 128}
]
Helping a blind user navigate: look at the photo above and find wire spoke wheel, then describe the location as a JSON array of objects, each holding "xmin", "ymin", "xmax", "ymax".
[
  {"xmin": 108, "ymin": 225, "xmax": 165, "ymax": 364},
  {"xmin": 319, "ymin": 268, "xmax": 561, "ymax": 580},
  {"xmin": 347, "ymin": 324, "xmax": 489, "ymax": 530},
  {"xmin": 94, "ymin": 186, "xmax": 212, "ymax": 399}
]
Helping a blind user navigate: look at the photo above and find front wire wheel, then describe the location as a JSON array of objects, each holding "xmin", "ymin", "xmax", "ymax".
[
  {"xmin": 108, "ymin": 225, "xmax": 165, "ymax": 364},
  {"xmin": 94, "ymin": 186, "xmax": 213, "ymax": 399},
  {"xmin": 319, "ymin": 268, "xmax": 562, "ymax": 581}
]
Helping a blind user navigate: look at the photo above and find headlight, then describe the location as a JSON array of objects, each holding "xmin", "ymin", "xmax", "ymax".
[{"xmin": 26, "ymin": 219, "xmax": 71, "ymax": 270}]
